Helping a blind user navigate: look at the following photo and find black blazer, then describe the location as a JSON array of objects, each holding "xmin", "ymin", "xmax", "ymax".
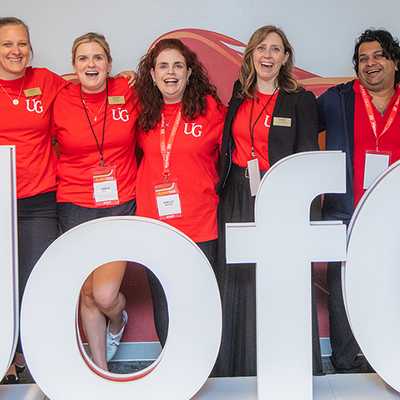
[{"xmin": 218, "ymin": 81, "xmax": 319, "ymax": 193}]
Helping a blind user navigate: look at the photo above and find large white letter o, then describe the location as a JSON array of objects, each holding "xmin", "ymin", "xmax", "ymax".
[
  {"xmin": 345, "ymin": 160, "xmax": 400, "ymax": 392},
  {"xmin": 21, "ymin": 217, "xmax": 221, "ymax": 400}
]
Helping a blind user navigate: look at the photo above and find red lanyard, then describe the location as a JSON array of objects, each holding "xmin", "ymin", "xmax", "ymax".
[
  {"xmin": 160, "ymin": 109, "xmax": 181, "ymax": 179},
  {"xmin": 359, "ymin": 84, "xmax": 400, "ymax": 151},
  {"xmin": 248, "ymin": 88, "xmax": 278, "ymax": 158}
]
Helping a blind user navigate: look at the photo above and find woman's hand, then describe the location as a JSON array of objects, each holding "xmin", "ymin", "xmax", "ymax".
[{"xmin": 115, "ymin": 70, "xmax": 136, "ymax": 87}]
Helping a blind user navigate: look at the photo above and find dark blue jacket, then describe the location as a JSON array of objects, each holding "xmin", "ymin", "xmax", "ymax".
[{"xmin": 318, "ymin": 80, "xmax": 355, "ymax": 225}]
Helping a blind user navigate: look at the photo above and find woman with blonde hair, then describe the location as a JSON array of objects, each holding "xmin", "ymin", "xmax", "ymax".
[
  {"xmin": 0, "ymin": 16, "xmax": 67, "ymax": 384},
  {"xmin": 53, "ymin": 32, "xmax": 139, "ymax": 371},
  {"xmin": 215, "ymin": 25, "xmax": 320, "ymax": 377}
]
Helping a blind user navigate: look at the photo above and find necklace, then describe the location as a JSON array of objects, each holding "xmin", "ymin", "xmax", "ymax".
[
  {"xmin": 0, "ymin": 75, "xmax": 26, "ymax": 106},
  {"xmin": 82, "ymin": 98, "xmax": 106, "ymax": 122}
]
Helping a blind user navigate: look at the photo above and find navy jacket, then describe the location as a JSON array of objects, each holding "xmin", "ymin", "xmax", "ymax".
[{"xmin": 318, "ymin": 80, "xmax": 355, "ymax": 224}]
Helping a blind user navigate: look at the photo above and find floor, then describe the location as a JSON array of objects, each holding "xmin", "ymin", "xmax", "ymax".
[
  {"xmin": 0, "ymin": 354, "xmax": 383, "ymax": 399},
  {"xmin": 1, "ymin": 373, "xmax": 399, "ymax": 400}
]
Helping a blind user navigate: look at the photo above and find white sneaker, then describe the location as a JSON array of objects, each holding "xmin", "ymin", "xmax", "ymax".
[{"xmin": 106, "ymin": 310, "xmax": 128, "ymax": 362}]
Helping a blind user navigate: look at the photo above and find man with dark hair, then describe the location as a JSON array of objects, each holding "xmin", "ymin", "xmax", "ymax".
[{"xmin": 318, "ymin": 28, "xmax": 400, "ymax": 372}]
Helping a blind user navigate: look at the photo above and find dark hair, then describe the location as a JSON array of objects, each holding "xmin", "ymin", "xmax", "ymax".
[
  {"xmin": 239, "ymin": 25, "xmax": 299, "ymax": 97},
  {"xmin": 135, "ymin": 38, "xmax": 221, "ymax": 132},
  {"xmin": 0, "ymin": 17, "xmax": 33, "ymax": 55},
  {"xmin": 353, "ymin": 29, "xmax": 400, "ymax": 84}
]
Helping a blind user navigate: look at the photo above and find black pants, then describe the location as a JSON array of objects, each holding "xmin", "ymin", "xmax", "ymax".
[
  {"xmin": 147, "ymin": 239, "xmax": 217, "ymax": 347},
  {"xmin": 17, "ymin": 191, "xmax": 58, "ymax": 353},
  {"xmin": 58, "ymin": 200, "xmax": 136, "ymax": 233},
  {"xmin": 327, "ymin": 261, "xmax": 361, "ymax": 370}
]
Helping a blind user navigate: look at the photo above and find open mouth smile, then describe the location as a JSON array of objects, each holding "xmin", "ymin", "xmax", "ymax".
[{"xmin": 164, "ymin": 78, "xmax": 178, "ymax": 84}]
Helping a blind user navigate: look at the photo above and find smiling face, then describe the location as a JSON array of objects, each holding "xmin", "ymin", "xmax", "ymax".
[
  {"xmin": 357, "ymin": 41, "xmax": 397, "ymax": 93},
  {"xmin": 74, "ymin": 41, "xmax": 111, "ymax": 93},
  {"xmin": 150, "ymin": 48, "xmax": 191, "ymax": 104},
  {"xmin": 252, "ymin": 32, "xmax": 289, "ymax": 90},
  {"xmin": 0, "ymin": 23, "xmax": 31, "ymax": 80}
]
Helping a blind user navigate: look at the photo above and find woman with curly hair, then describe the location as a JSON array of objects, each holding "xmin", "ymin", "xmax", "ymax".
[
  {"xmin": 135, "ymin": 38, "xmax": 225, "ymax": 346},
  {"xmin": 215, "ymin": 25, "xmax": 320, "ymax": 377}
]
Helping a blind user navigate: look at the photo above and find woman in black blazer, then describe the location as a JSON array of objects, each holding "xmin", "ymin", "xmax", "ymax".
[{"xmin": 214, "ymin": 25, "xmax": 320, "ymax": 377}]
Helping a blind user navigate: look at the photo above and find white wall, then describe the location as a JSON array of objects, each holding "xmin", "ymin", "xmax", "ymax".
[{"xmin": 3, "ymin": 0, "xmax": 400, "ymax": 77}]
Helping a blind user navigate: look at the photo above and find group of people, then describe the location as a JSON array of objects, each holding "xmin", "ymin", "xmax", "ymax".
[{"xmin": 1, "ymin": 14, "xmax": 399, "ymax": 384}]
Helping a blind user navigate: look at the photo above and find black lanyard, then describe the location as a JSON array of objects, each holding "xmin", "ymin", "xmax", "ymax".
[
  {"xmin": 80, "ymin": 81, "xmax": 108, "ymax": 166},
  {"xmin": 248, "ymin": 88, "xmax": 278, "ymax": 158}
]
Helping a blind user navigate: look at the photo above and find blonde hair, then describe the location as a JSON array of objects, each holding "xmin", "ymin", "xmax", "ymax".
[
  {"xmin": 72, "ymin": 32, "xmax": 112, "ymax": 64},
  {"xmin": 239, "ymin": 25, "xmax": 299, "ymax": 97},
  {"xmin": 0, "ymin": 17, "xmax": 33, "ymax": 55}
]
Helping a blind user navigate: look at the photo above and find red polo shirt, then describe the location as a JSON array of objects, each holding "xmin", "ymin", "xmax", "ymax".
[
  {"xmin": 0, "ymin": 67, "xmax": 66, "ymax": 198},
  {"xmin": 136, "ymin": 95, "xmax": 226, "ymax": 242},
  {"xmin": 53, "ymin": 77, "xmax": 138, "ymax": 207},
  {"xmin": 353, "ymin": 80, "xmax": 400, "ymax": 205},
  {"xmin": 232, "ymin": 90, "xmax": 278, "ymax": 170}
]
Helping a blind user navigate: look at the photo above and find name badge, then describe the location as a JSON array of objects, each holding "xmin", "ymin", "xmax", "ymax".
[
  {"xmin": 247, "ymin": 158, "xmax": 261, "ymax": 197},
  {"xmin": 92, "ymin": 165, "xmax": 119, "ymax": 206},
  {"xmin": 363, "ymin": 151, "xmax": 391, "ymax": 190},
  {"xmin": 24, "ymin": 87, "xmax": 42, "ymax": 97},
  {"xmin": 108, "ymin": 96, "xmax": 125, "ymax": 105},
  {"xmin": 154, "ymin": 181, "xmax": 182, "ymax": 219},
  {"xmin": 273, "ymin": 117, "xmax": 292, "ymax": 127}
]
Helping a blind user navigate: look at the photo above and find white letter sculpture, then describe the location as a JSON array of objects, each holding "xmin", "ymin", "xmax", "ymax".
[
  {"xmin": 226, "ymin": 151, "xmax": 347, "ymax": 400},
  {"xmin": 21, "ymin": 217, "xmax": 222, "ymax": 400},
  {"xmin": 0, "ymin": 146, "xmax": 18, "ymax": 380},
  {"xmin": 345, "ymin": 159, "xmax": 400, "ymax": 393}
]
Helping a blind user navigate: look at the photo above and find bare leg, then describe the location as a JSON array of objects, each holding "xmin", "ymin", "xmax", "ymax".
[
  {"xmin": 79, "ymin": 261, "xmax": 127, "ymax": 370},
  {"xmin": 92, "ymin": 261, "xmax": 127, "ymax": 335},
  {"xmin": 80, "ymin": 276, "xmax": 108, "ymax": 370}
]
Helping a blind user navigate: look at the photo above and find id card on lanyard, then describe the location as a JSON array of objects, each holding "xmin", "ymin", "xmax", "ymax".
[
  {"xmin": 80, "ymin": 81, "xmax": 120, "ymax": 206},
  {"xmin": 154, "ymin": 109, "xmax": 182, "ymax": 219},
  {"xmin": 360, "ymin": 84, "xmax": 400, "ymax": 189},
  {"xmin": 92, "ymin": 165, "xmax": 119, "ymax": 205},
  {"xmin": 154, "ymin": 181, "xmax": 181, "ymax": 219}
]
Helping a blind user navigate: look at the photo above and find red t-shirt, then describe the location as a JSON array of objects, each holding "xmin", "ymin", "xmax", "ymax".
[
  {"xmin": 53, "ymin": 77, "xmax": 138, "ymax": 208},
  {"xmin": 136, "ymin": 96, "xmax": 226, "ymax": 242},
  {"xmin": 232, "ymin": 90, "xmax": 278, "ymax": 170},
  {"xmin": 353, "ymin": 80, "xmax": 400, "ymax": 206},
  {"xmin": 0, "ymin": 67, "xmax": 66, "ymax": 199}
]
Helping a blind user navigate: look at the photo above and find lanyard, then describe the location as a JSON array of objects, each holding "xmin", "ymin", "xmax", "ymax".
[
  {"xmin": 80, "ymin": 81, "xmax": 109, "ymax": 166},
  {"xmin": 160, "ymin": 108, "xmax": 182, "ymax": 179},
  {"xmin": 359, "ymin": 84, "xmax": 400, "ymax": 151},
  {"xmin": 248, "ymin": 88, "xmax": 278, "ymax": 158}
]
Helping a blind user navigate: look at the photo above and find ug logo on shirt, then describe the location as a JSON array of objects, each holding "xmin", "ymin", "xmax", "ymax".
[
  {"xmin": 184, "ymin": 123, "xmax": 203, "ymax": 138},
  {"xmin": 264, "ymin": 115, "xmax": 271, "ymax": 128},
  {"xmin": 26, "ymin": 99, "xmax": 43, "ymax": 114},
  {"xmin": 112, "ymin": 108, "xmax": 129, "ymax": 122}
]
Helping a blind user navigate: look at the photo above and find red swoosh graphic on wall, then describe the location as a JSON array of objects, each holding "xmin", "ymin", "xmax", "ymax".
[
  {"xmin": 154, "ymin": 28, "xmax": 352, "ymax": 102},
  {"xmin": 153, "ymin": 29, "xmax": 351, "ymax": 338}
]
